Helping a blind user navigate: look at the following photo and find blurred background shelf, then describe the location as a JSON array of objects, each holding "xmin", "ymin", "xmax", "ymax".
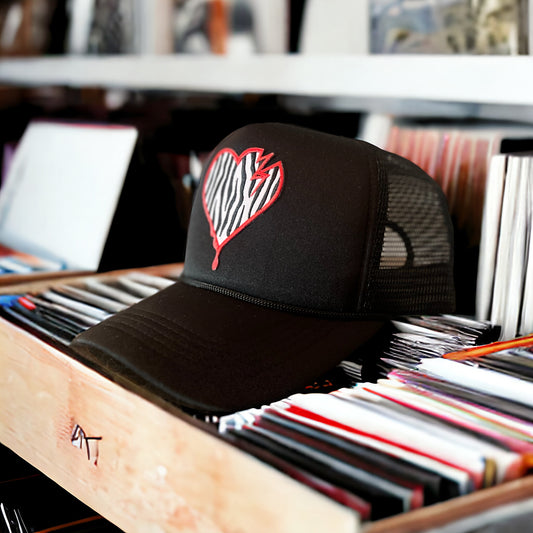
[
  {"xmin": 0, "ymin": 54, "xmax": 531, "ymax": 103},
  {"xmin": 3, "ymin": 54, "xmax": 533, "ymax": 122}
]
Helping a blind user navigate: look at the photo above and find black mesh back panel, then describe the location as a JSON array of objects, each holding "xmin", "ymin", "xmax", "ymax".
[{"xmin": 363, "ymin": 152, "xmax": 455, "ymax": 315}]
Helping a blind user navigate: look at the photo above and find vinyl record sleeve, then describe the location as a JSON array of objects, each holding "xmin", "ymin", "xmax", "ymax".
[
  {"xmin": 390, "ymin": 369, "xmax": 533, "ymax": 424},
  {"xmin": 259, "ymin": 409, "xmax": 445, "ymax": 504},
  {"xmin": 229, "ymin": 424, "xmax": 406, "ymax": 520},
  {"xmin": 265, "ymin": 400, "xmax": 474, "ymax": 496},
  {"xmin": 222, "ymin": 428, "xmax": 372, "ymax": 519}
]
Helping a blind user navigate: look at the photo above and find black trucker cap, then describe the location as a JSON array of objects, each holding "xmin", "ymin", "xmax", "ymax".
[{"xmin": 70, "ymin": 123, "xmax": 455, "ymax": 415}]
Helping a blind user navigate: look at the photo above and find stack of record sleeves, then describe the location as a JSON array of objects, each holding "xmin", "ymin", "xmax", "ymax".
[
  {"xmin": 0, "ymin": 271, "xmax": 179, "ymax": 347},
  {"xmin": 219, "ymin": 319, "xmax": 533, "ymax": 525},
  {"xmin": 376, "ymin": 314, "xmax": 500, "ymax": 376}
]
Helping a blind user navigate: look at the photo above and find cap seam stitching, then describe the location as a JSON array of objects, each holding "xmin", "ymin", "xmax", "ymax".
[{"xmin": 179, "ymin": 275, "xmax": 379, "ymax": 320}]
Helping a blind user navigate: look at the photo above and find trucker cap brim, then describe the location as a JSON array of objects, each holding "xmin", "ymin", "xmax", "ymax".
[{"xmin": 70, "ymin": 279, "xmax": 384, "ymax": 415}]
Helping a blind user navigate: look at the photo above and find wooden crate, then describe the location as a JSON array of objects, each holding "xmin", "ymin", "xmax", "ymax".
[{"xmin": 0, "ymin": 264, "xmax": 532, "ymax": 532}]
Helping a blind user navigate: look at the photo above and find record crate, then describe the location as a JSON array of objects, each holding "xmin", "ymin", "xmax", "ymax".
[{"xmin": 0, "ymin": 263, "xmax": 532, "ymax": 533}]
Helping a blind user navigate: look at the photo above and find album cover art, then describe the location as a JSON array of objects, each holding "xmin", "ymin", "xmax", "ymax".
[{"xmin": 370, "ymin": 0, "xmax": 525, "ymax": 54}]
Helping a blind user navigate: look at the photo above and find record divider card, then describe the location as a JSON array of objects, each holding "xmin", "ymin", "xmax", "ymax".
[{"xmin": 0, "ymin": 121, "xmax": 138, "ymax": 286}]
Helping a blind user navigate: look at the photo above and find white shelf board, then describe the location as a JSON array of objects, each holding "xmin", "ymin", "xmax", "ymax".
[{"xmin": 0, "ymin": 54, "xmax": 532, "ymax": 105}]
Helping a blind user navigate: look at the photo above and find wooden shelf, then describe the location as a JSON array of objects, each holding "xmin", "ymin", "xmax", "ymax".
[{"xmin": 1, "ymin": 54, "xmax": 533, "ymax": 106}]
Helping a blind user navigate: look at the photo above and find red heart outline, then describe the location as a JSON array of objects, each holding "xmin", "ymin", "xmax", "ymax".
[{"xmin": 202, "ymin": 147, "xmax": 284, "ymax": 270}]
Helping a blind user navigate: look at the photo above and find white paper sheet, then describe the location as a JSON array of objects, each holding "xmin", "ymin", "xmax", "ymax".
[{"xmin": 0, "ymin": 121, "xmax": 138, "ymax": 270}]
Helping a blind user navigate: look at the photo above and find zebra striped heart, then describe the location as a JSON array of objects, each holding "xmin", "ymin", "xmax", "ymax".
[{"xmin": 202, "ymin": 147, "xmax": 284, "ymax": 270}]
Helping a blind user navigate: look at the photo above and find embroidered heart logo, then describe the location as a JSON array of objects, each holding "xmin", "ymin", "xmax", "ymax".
[{"xmin": 202, "ymin": 147, "xmax": 284, "ymax": 270}]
